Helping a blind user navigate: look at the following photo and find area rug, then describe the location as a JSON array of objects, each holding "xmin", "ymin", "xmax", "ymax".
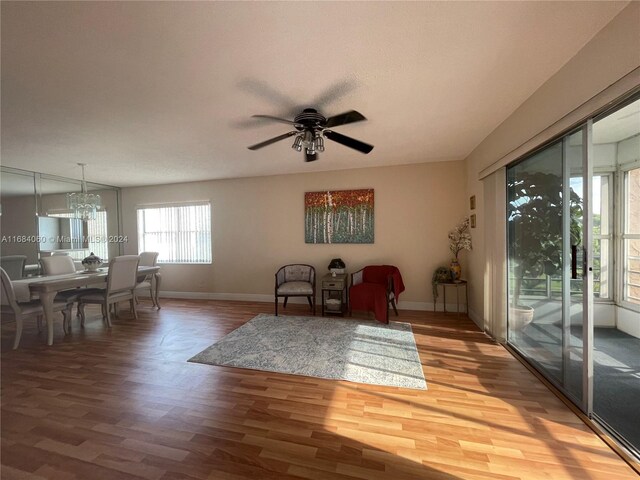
[{"xmin": 188, "ymin": 313, "xmax": 427, "ymax": 390}]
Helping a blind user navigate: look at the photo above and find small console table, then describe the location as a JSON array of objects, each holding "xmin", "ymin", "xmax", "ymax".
[
  {"xmin": 433, "ymin": 280, "xmax": 468, "ymax": 316},
  {"xmin": 321, "ymin": 273, "xmax": 348, "ymax": 316}
]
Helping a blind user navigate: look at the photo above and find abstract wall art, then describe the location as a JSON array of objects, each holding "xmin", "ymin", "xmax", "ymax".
[{"xmin": 305, "ymin": 189, "xmax": 374, "ymax": 244}]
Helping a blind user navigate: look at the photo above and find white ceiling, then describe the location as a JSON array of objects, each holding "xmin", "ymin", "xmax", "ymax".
[{"xmin": 0, "ymin": 1, "xmax": 629, "ymax": 188}]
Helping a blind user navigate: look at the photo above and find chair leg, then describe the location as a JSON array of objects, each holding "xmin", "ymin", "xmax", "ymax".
[
  {"xmin": 390, "ymin": 298, "xmax": 399, "ymax": 316},
  {"xmin": 307, "ymin": 296, "xmax": 313, "ymax": 313},
  {"xmin": 149, "ymin": 286, "xmax": 156, "ymax": 307},
  {"xmin": 13, "ymin": 315, "xmax": 23, "ymax": 349},
  {"xmin": 105, "ymin": 302, "xmax": 112, "ymax": 327},
  {"xmin": 131, "ymin": 297, "xmax": 138, "ymax": 320},
  {"xmin": 275, "ymin": 297, "xmax": 278, "ymax": 316},
  {"xmin": 65, "ymin": 304, "xmax": 73, "ymax": 332},
  {"xmin": 62, "ymin": 310, "xmax": 69, "ymax": 335},
  {"xmin": 283, "ymin": 297, "xmax": 288, "ymax": 308},
  {"xmin": 79, "ymin": 303, "xmax": 86, "ymax": 327}
]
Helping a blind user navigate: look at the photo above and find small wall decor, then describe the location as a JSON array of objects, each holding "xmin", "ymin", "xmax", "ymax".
[
  {"xmin": 470, "ymin": 214, "xmax": 477, "ymax": 228},
  {"xmin": 305, "ymin": 189, "xmax": 374, "ymax": 244},
  {"xmin": 469, "ymin": 195, "xmax": 476, "ymax": 210}
]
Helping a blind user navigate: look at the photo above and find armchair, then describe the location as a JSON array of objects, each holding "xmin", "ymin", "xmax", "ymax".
[
  {"xmin": 275, "ymin": 264, "xmax": 316, "ymax": 316},
  {"xmin": 349, "ymin": 265, "xmax": 405, "ymax": 323}
]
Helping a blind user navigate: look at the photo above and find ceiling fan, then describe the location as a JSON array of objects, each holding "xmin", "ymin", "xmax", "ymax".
[{"xmin": 247, "ymin": 108, "xmax": 374, "ymax": 162}]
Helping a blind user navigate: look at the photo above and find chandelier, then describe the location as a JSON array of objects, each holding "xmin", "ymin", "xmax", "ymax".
[{"xmin": 66, "ymin": 163, "xmax": 101, "ymax": 220}]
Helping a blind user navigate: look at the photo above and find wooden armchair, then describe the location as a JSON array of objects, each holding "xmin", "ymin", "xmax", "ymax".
[{"xmin": 349, "ymin": 265, "xmax": 405, "ymax": 323}]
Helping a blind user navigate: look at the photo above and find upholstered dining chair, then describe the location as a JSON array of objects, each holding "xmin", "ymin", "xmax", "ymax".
[
  {"xmin": 0, "ymin": 255, "xmax": 27, "ymax": 280},
  {"xmin": 40, "ymin": 255, "xmax": 97, "ymax": 320},
  {"xmin": 349, "ymin": 265, "xmax": 405, "ymax": 324},
  {"xmin": 135, "ymin": 251, "xmax": 160, "ymax": 308},
  {"xmin": 1, "ymin": 267, "xmax": 72, "ymax": 349},
  {"xmin": 78, "ymin": 255, "xmax": 140, "ymax": 327},
  {"xmin": 274, "ymin": 264, "xmax": 315, "ymax": 316}
]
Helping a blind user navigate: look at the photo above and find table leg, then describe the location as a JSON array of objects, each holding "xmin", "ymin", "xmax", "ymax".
[
  {"xmin": 443, "ymin": 285, "xmax": 447, "ymax": 314},
  {"xmin": 433, "ymin": 285, "xmax": 436, "ymax": 312},
  {"xmin": 456, "ymin": 285, "xmax": 460, "ymax": 317},
  {"xmin": 154, "ymin": 273, "xmax": 162, "ymax": 309},
  {"xmin": 39, "ymin": 291, "xmax": 57, "ymax": 346},
  {"xmin": 466, "ymin": 284, "xmax": 469, "ymax": 315}
]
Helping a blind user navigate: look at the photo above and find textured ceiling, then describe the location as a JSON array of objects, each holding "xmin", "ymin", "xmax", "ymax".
[{"xmin": 0, "ymin": 1, "xmax": 629, "ymax": 187}]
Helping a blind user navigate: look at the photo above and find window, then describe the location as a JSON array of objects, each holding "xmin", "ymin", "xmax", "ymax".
[
  {"xmin": 592, "ymin": 174, "xmax": 613, "ymax": 299},
  {"xmin": 137, "ymin": 203, "xmax": 211, "ymax": 264},
  {"xmin": 623, "ymin": 167, "xmax": 640, "ymax": 306}
]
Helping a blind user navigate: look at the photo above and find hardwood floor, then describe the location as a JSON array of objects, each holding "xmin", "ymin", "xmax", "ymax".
[{"xmin": 1, "ymin": 299, "xmax": 637, "ymax": 479}]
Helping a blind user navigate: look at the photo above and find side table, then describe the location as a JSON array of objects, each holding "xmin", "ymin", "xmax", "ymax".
[
  {"xmin": 321, "ymin": 273, "xmax": 348, "ymax": 316},
  {"xmin": 433, "ymin": 280, "xmax": 468, "ymax": 316}
]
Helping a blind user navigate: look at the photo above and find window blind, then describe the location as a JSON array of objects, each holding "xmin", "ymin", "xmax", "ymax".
[{"xmin": 137, "ymin": 203, "xmax": 211, "ymax": 264}]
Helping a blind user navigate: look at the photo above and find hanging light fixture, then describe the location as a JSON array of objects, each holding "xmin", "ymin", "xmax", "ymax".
[{"xmin": 67, "ymin": 163, "xmax": 101, "ymax": 220}]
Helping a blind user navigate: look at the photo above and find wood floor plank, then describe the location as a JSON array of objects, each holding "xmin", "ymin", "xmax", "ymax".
[{"xmin": 1, "ymin": 299, "xmax": 637, "ymax": 479}]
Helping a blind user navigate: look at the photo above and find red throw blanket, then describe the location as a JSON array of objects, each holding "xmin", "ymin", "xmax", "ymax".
[{"xmin": 349, "ymin": 265, "xmax": 405, "ymax": 323}]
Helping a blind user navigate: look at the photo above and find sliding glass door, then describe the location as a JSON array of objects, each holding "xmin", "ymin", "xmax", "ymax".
[
  {"xmin": 507, "ymin": 94, "xmax": 640, "ymax": 457},
  {"xmin": 507, "ymin": 129, "xmax": 588, "ymax": 407}
]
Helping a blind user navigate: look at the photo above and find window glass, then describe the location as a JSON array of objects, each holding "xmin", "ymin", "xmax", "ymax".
[{"xmin": 137, "ymin": 203, "xmax": 211, "ymax": 264}]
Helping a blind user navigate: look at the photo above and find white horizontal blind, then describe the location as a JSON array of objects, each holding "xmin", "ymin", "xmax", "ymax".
[
  {"xmin": 87, "ymin": 211, "xmax": 109, "ymax": 260},
  {"xmin": 137, "ymin": 203, "xmax": 211, "ymax": 264}
]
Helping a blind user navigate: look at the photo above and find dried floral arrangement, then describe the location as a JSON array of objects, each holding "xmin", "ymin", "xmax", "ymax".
[{"xmin": 449, "ymin": 217, "xmax": 472, "ymax": 261}]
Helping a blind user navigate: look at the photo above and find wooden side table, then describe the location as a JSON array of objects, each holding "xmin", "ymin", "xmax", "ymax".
[
  {"xmin": 433, "ymin": 280, "xmax": 468, "ymax": 316},
  {"xmin": 321, "ymin": 273, "xmax": 348, "ymax": 316}
]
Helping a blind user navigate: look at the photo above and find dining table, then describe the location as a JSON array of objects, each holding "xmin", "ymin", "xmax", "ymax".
[{"xmin": 12, "ymin": 266, "xmax": 161, "ymax": 346}]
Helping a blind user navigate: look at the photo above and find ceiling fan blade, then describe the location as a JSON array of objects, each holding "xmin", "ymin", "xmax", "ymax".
[
  {"xmin": 324, "ymin": 130, "xmax": 374, "ymax": 154},
  {"xmin": 252, "ymin": 114, "xmax": 298, "ymax": 126},
  {"xmin": 247, "ymin": 131, "xmax": 298, "ymax": 150},
  {"xmin": 305, "ymin": 151, "xmax": 318, "ymax": 162},
  {"xmin": 325, "ymin": 110, "xmax": 367, "ymax": 128}
]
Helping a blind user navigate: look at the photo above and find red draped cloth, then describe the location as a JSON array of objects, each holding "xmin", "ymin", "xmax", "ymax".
[{"xmin": 349, "ymin": 265, "xmax": 405, "ymax": 324}]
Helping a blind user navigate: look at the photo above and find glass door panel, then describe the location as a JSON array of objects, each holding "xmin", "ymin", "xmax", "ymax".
[
  {"xmin": 507, "ymin": 130, "xmax": 587, "ymax": 406},
  {"xmin": 507, "ymin": 141, "xmax": 565, "ymax": 383},
  {"xmin": 564, "ymin": 130, "xmax": 585, "ymax": 405},
  {"xmin": 592, "ymin": 98, "xmax": 640, "ymax": 453}
]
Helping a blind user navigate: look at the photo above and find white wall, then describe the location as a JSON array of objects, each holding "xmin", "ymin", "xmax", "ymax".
[
  {"xmin": 121, "ymin": 162, "xmax": 467, "ymax": 308},
  {"xmin": 464, "ymin": 3, "xmax": 640, "ymax": 331}
]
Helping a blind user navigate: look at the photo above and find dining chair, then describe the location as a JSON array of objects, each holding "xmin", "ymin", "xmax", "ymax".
[
  {"xmin": 78, "ymin": 255, "xmax": 140, "ymax": 327},
  {"xmin": 1, "ymin": 267, "xmax": 72, "ymax": 349},
  {"xmin": 135, "ymin": 251, "xmax": 160, "ymax": 308},
  {"xmin": 40, "ymin": 255, "xmax": 98, "ymax": 321},
  {"xmin": 0, "ymin": 255, "xmax": 27, "ymax": 280}
]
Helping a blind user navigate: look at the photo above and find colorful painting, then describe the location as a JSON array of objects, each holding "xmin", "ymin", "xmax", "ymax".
[{"xmin": 305, "ymin": 189, "xmax": 374, "ymax": 244}]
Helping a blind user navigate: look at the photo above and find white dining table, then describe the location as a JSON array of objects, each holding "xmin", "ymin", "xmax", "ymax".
[{"xmin": 12, "ymin": 266, "xmax": 161, "ymax": 346}]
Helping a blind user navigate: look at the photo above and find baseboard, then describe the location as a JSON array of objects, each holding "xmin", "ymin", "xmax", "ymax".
[
  {"xmin": 158, "ymin": 291, "xmax": 275, "ymax": 303},
  {"xmin": 157, "ymin": 291, "xmax": 465, "ymax": 313},
  {"xmin": 468, "ymin": 308, "xmax": 483, "ymax": 328}
]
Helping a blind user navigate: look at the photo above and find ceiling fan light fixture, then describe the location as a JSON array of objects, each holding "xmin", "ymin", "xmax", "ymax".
[
  {"xmin": 292, "ymin": 135, "xmax": 303, "ymax": 151},
  {"xmin": 303, "ymin": 130, "xmax": 312, "ymax": 143},
  {"xmin": 315, "ymin": 134, "xmax": 325, "ymax": 152}
]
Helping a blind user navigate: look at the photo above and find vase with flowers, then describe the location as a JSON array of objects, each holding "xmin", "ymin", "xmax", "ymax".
[{"xmin": 448, "ymin": 217, "xmax": 472, "ymax": 282}]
